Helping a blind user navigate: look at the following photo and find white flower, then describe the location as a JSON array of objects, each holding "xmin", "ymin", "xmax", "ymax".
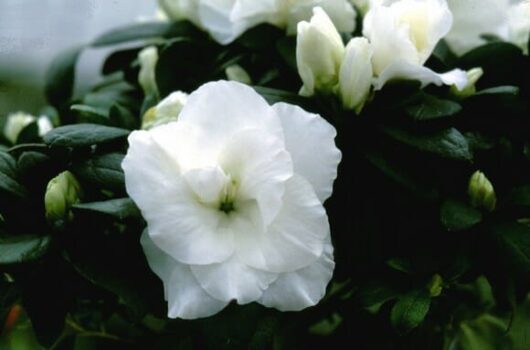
[
  {"xmin": 338, "ymin": 37, "xmax": 373, "ymax": 112},
  {"xmin": 122, "ymin": 81, "xmax": 341, "ymax": 319},
  {"xmin": 446, "ymin": 0, "xmax": 530, "ymax": 56},
  {"xmin": 158, "ymin": 0, "xmax": 356, "ymax": 44},
  {"xmin": 508, "ymin": 1, "xmax": 530, "ymax": 54},
  {"xmin": 363, "ymin": 0, "xmax": 467, "ymax": 90},
  {"xmin": 138, "ymin": 46, "xmax": 159, "ymax": 98},
  {"xmin": 297, "ymin": 7, "xmax": 345, "ymax": 96},
  {"xmin": 4, "ymin": 112, "xmax": 53, "ymax": 144},
  {"xmin": 142, "ymin": 91, "xmax": 189, "ymax": 130}
]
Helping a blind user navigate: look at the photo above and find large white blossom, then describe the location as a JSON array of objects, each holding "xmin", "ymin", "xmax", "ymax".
[
  {"xmin": 363, "ymin": 0, "xmax": 467, "ymax": 90},
  {"xmin": 446, "ymin": 0, "xmax": 530, "ymax": 56},
  {"xmin": 158, "ymin": 0, "xmax": 356, "ymax": 44},
  {"xmin": 123, "ymin": 81, "xmax": 341, "ymax": 319}
]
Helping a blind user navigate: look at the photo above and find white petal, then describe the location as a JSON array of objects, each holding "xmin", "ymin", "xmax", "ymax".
[
  {"xmin": 178, "ymin": 81, "xmax": 284, "ymax": 154},
  {"xmin": 446, "ymin": 0, "xmax": 511, "ymax": 56},
  {"xmin": 197, "ymin": 0, "xmax": 245, "ymax": 44},
  {"xmin": 183, "ymin": 166, "xmax": 229, "ymax": 204},
  {"xmin": 141, "ymin": 232, "xmax": 228, "ymax": 319},
  {"xmin": 373, "ymin": 60, "xmax": 467, "ymax": 90},
  {"xmin": 258, "ymin": 239, "xmax": 334, "ymax": 311},
  {"xmin": 272, "ymin": 103, "xmax": 341, "ymax": 203},
  {"xmin": 363, "ymin": 3, "xmax": 419, "ymax": 75},
  {"xmin": 123, "ymin": 129, "xmax": 235, "ymax": 265},
  {"xmin": 237, "ymin": 175, "xmax": 329, "ymax": 273},
  {"xmin": 220, "ymin": 129, "xmax": 293, "ymax": 226},
  {"xmin": 191, "ymin": 255, "xmax": 278, "ymax": 304}
]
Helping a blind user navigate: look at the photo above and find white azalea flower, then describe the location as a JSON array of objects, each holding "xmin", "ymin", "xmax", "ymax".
[
  {"xmin": 446, "ymin": 0, "xmax": 530, "ymax": 56},
  {"xmin": 122, "ymin": 81, "xmax": 341, "ymax": 319},
  {"xmin": 158, "ymin": 0, "xmax": 356, "ymax": 44},
  {"xmin": 4, "ymin": 112, "xmax": 53, "ymax": 144},
  {"xmin": 363, "ymin": 0, "xmax": 467, "ymax": 90},
  {"xmin": 297, "ymin": 7, "xmax": 346, "ymax": 96}
]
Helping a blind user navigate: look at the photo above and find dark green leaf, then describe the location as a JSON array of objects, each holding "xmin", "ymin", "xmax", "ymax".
[
  {"xmin": 390, "ymin": 289, "xmax": 431, "ymax": 334},
  {"xmin": 382, "ymin": 127, "xmax": 473, "ymax": 161},
  {"xmin": 109, "ymin": 104, "xmax": 139, "ymax": 130},
  {"xmin": 492, "ymin": 222, "xmax": 530, "ymax": 273},
  {"xmin": 0, "ymin": 151, "xmax": 27, "ymax": 198},
  {"xmin": 474, "ymin": 86, "xmax": 520, "ymax": 97},
  {"xmin": 72, "ymin": 153, "xmax": 125, "ymax": 192},
  {"xmin": 509, "ymin": 186, "xmax": 530, "ymax": 207},
  {"xmin": 0, "ymin": 235, "xmax": 52, "ymax": 265},
  {"xmin": 276, "ymin": 36, "xmax": 297, "ymax": 71},
  {"xmin": 45, "ymin": 46, "xmax": 83, "ymax": 108},
  {"xmin": 73, "ymin": 198, "xmax": 140, "ymax": 220},
  {"xmin": 16, "ymin": 122, "xmax": 40, "ymax": 144},
  {"xmin": 91, "ymin": 21, "xmax": 200, "ymax": 47},
  {"xmin": 405, "ymin": 93, "xmax": 462, "ymax": 121},
  {"xmin": 254, "ymin": 86, "xmax": 314, "ymax": 110},
  {"xmin": 440, "ymin": 199, "xmax": 483, "ymax": 232},
  {"xmin": 44, "ymin": 124, "xmax": 129, "ymax": 148},
  {"xmin": 71, "ymin": 104, "xmax": 109, "ymax": 119}
]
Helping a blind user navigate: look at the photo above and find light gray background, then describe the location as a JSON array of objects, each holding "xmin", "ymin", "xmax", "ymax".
[{"xmin": 0, "ymin": 0, "xmax": 157, "ymax": 115}]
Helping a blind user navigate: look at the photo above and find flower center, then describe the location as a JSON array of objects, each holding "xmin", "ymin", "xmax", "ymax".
[{"xmin": 218, "ymin": 177, "xmax": 238, "ymax": 214}]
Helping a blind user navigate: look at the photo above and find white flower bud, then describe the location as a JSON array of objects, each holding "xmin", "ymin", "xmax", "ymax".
[
  {"xmin": 296, "ymin": 7, "xmax": 345, "ymax": 96},
  {"xmin": 4, "ymin": 112, "xmax": 53, "ymax": 144},
  {"xmin": 142, "ymin": 91, "xmax": 189, "ymax": 130},
  {"xmin": 45, "ymin": 171, "xmax": 83, "ymax": 226},
  {"xmin": 339, "ymin": 37, "xmax": 374, "ymax": 113},
  {"xmin": 138, "ymin": 46, "xmax": 159, "ymax": 98},
  {"xmin": 468, "ymin": 171, "xmax": 496, "ymax": 212},
  {"xmin": 225, "ymin": 65, "xmax": 252, "ymax": 85}
]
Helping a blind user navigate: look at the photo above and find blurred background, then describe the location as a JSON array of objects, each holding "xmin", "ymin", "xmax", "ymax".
[{"xmin": 0, "ymin": 0, "xmax": 157, "ymax": 116}]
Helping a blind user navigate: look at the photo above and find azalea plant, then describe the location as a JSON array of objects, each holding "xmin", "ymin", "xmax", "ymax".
[{"xmin": 1, "ymin": 0, "xmax": 530, "ymax": 349}]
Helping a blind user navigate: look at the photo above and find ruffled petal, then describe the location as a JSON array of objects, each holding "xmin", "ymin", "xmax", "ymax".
[
  {"xmin": 191, "ymin": 255, "xmax": 278, "ymax": 304},
  {"xmin": 141, "ymin": 232, "xmax": 228, "ymax": 319},
  {"xmin": 178, "ymin": 81, "xmax": 283, "ymax": 154},
  {"xmin": 258, "ymin": 239, "xmax": 334, "ymax": 311},
  {"xmin": 236, "ymin": 175, "xmax": 329, "ymax": 273},
  {"xmin": 220, "ymin": 129, "xmax": 293, "ymax": 226},
  {"xmin": 272, "ymin": 103, "xmax": 341, "ymax": 203},
  {"xmin": 123, "ymin": 129, "xmax": 235, "ymax": 266},
  {"xmin": 373, "ymin": 60, "xmax": 467, "ymax": 91}
]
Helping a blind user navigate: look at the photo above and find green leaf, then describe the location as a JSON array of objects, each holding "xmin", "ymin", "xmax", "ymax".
[
  {"xmin": 0, "ymin": 235, "xmax": 52, "ymax": 265},
  {"xmin": 440, "ymin": 199, "xmax": 483, "ymax": 232},
  {"xmin": 0, "ymin": 151, "xmax": 27, "ymax": 198},
  {"xmin": 109, "ymin": 103, "xmax": 139, "ymax": 130},
  {"xmin": 508, "ymin": 186, "xmax": 530, "ymax": 207},
  {"xmin": 254, "ymin": 86, "xmax": 314, "ymax": 110},
  {"xmin": 405, "ymin": 93, "xmax": 462, "ymax": 121},
  {"xmin": 91, "ymin": 21, "xmax": 200, "ymax": 47},
  {"xmin": 16, "ymin": 122, "xmax": 40, "ymax": 144},
  {"xmin": 474, "ymin": 85, "xmax": 520, "ymax": 97},
  {"xmin": 382, "ymin": 127, "xmax": 473, "ymax": 161},
  {"xmin": 45, "ymin": 46, "xmax": 83, "ymax": 108},
  {"xmin": 390, "ymin": 289, "xmax": 431, "ymax": 334},
  {"xmin": 72, "ymin": 153, "xmax": 125, "ymax": 192},
  {"xmin": 43, "ymin": 124, "xmax": 129, "ymax": 148},
  {"xmin": 73, "ymin": 198, "xmax": 140, "ymax": 220},
  {"xmin": 276, "ymin": 36, "xmax": 297, "ymax": 71},
  {"xmin": 492, "ymin": 222, "xmax": 530, "ymax": 273},
  {"xmin": 71, "ymin": 104, "xmax": 109, "ymax": 119}
]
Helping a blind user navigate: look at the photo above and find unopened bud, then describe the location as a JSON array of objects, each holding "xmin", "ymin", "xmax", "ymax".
[
  {"xmin": 468, "ymin": 170, "xmax": 496, "ymax": 212},
  {"xmin": 225, "ymin": 65, "xmax": 252, "ymax": 85},
  {"xmin": 45, "ymin": 171, "xmax": 82, "ymax": 226},
  {"xmin": 142, "ymin": 91, "xmax": 188, "ymax": 130},
  {"xmin": 427, "ymin": 274, "xmax": 443, "ymax": 297}
]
